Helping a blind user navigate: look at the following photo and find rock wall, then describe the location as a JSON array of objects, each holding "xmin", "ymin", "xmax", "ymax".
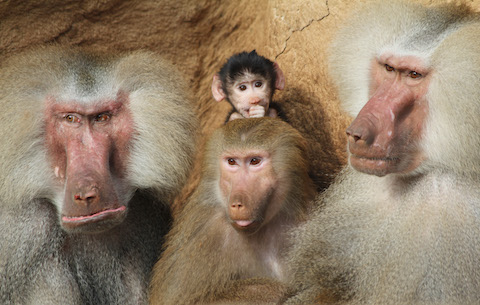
[{"xmin": 1, "ymin": 0, "xmax": 478, "ymax": 209}]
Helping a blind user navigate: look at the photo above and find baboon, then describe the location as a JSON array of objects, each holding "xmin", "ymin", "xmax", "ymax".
[
  {"xmin": 285, "ymin": 1, "xmax": 480, "ymax": 304},
  {"xmin": 212, "ymin": 50, "xmax": 286, "ymax": 122},
  {"xmin": 0, "ymin": 45, "xmax": 197, "ymax": 304},
  {"xmin": 150, "ymin": 118, "xmax": 315, "ymax": 305}
]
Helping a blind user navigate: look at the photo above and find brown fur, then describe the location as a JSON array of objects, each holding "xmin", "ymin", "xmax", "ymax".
[{"xmin": 150, "ymin": 118, "xmax": 315, "ymax": 305}]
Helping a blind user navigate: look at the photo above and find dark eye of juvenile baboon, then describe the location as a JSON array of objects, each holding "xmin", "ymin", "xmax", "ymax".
[{"xmin": 250, "ymin": 158, "xmax": 261, "ymax": 165}]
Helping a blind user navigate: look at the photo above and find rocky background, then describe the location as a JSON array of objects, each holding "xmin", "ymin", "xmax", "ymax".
[{"xmin": 1, "ymin": 0, "xmax": 478, "ymax": 210}]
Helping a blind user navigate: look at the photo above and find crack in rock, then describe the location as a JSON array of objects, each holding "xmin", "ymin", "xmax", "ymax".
[{"xmin": 275, "ymin": 0, "xmax": 330, "ymax": 61}]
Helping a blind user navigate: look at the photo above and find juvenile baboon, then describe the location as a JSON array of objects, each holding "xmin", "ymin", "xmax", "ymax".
[
  {"xmin": 0, "ymin": 45, "xmax": 197, "ymax": 304},
  {"xmin": 285, "ymin": 1, "xmax": 480, "ymax": 304},
  {"xmin": 212, "ymin": 50, "xmax": 286, "ymax": 122},
  {"xmin": 150, "ymin": 118, "xmax": 315, "ymax": 305}
]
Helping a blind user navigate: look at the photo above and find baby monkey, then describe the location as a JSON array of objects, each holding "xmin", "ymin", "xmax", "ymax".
[{"xmin": 212, "ymin": 50, "xmax": 285, "ymax": 122}]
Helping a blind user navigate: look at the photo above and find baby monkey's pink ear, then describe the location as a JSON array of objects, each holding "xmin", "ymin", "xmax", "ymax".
[
  {"xmin": 274, "ymin": 62, "xmax": 285, "ymax": 90},
  {"xmin": 212, "ymin": 74, "xmax": 226, "ymax": 102}
]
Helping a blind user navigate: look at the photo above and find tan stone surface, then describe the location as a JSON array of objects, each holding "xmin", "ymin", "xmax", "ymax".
[{"xmin": 1, "ymin": 0, "xmax": 478, "ymax": 209}]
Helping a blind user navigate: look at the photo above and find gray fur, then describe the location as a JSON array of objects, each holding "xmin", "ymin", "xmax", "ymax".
[
  {"xmin": 0, "ymin": 46, "xmax": 197, "ymax": 305},
  {"xmin": 286, "ymin": 1, "xmax": 480, "ymax": 304}
]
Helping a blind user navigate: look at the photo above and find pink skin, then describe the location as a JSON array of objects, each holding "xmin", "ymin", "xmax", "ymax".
[
  {"xmin": 346, "ymin": 55, "xmax": 430, "ymax": 176},
  {"xmin": 231, "ymin": 76, "xmax": 270, "ymax": 118},
  {"xmin": 44, "ymin": 91, "xmax": 134, "ymax": 232},
  {"xmin": 219, "ymin": 150, "xmax": 278, "ymax": 232}
]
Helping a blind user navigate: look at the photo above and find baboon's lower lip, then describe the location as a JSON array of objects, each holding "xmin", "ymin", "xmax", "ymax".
[
  {"xmin": 349, "ymin": 154, "xmax": 401, "ymax": 177},
  {"xmin": 62, "ymin": 206, "xmax": 126, "ymax": 223},
  {"xmin": 234, "ymin": 220, "xmax": 254, "ymax": 227}
]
